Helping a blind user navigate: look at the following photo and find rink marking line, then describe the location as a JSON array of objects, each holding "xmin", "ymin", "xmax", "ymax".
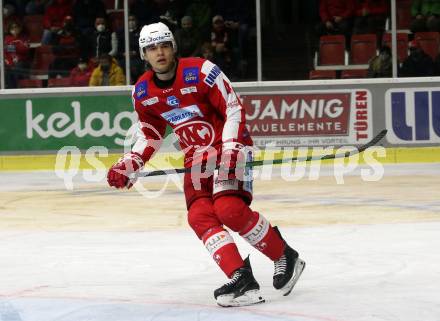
[
  {"xmin": 0, "ymin": 286, "xmax": 51, "ymax": 298},
  {"xmin": 1, "ymin": 147, "xmax": 440, "ymax": 171},
  {"xmin": 0, "ymin": 292, "xmax": 346, "ymax": 321},
  {"xmin": 268, "ymin": 196, "xmax": 440, "ymax": 213}
]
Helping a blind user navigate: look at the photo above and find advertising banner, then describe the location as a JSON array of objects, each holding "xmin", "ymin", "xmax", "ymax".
[
  {"xmin": 0, "ymin": 89, "xmax": 375, "ymax": 152},
  {"xmin": 240, "ymin": 89, "xmax": 373, "ymax": 147},
  {"xmin": 0, "ymin": 95, "xmax": 135, "ymax": 152},
  {"xmin": 385, "ymin": 88, "xmax": 440, "ymax": 144}
]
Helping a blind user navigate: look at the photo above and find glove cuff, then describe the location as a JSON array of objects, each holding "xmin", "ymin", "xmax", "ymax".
[
  {"xmin": 222, "ymin": 142, "xmax": 244, "ymax": 152},
  {"xmin": 118, "ymin": 152, "xmax": 145, "ymax": 170}
]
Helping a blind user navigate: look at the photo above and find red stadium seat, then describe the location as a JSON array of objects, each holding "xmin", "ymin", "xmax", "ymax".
[
  {"xmin": 23, "ymin": 15, "xmax": 44, "ymax": 43},
  {"xmin": 382, "ymin": 32, "xmax": 409, "ymax": 63},
  {"xmin": 31, "ymin": 45, "xmax": 55, "ymax": 76},
  {"xmin": 48, "ymin": 77, "xmax": 72, "ymax": 87},
  {"xmin": 309, "ymin": 70, "xmax": 337, "ymax": 80},
  {"xmin": 350, "ymin": 34, "xmax": 377, "ymax": 64},
  {"xmin": 318, "ymin": 35, "xmax": 346, "ymax": 65},
  {"xmin": 414, "ymin": 32, "xmax": 440, "ymax": 60},
  {"xmin": 396, "ymin": 0, "xmax": 412, "ymax": 30},
  {"xmin": 17, "ymin": 79, "xmax": 43, "ymax": 88},
  {"xmin": 341, "ymin": 69, "xmax": 368, "ymax": 79}
]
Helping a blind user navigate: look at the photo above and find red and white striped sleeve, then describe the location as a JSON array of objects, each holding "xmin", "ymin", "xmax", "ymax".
[
  {"xmin": 131, "ymin": 86, "xmax": 167, "ymax": 163},
  {"xmin": 200, "ymin": 60, "xmax": 250, "ymax": 148}
]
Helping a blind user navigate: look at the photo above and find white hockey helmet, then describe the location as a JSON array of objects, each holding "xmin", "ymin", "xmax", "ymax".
[{"xmin": 138, "ymin": 22, "xmax": 177, "ymax": 60}]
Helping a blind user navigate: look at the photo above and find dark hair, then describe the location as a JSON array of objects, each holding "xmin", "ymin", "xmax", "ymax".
[
  {"xmin": 379, "ymin": 46, "xmax": 391, "ymax": 55},
  {"xmin": 98, "ymin": 53, "xmax": 112, "ymax": 62}
]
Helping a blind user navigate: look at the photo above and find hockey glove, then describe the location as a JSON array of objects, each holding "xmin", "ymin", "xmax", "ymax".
[
  {"xmin": 218, "ymin": 142, "xmax": 246, "ymax": 181},
  {"xmin": 107, "ymin": 152, "xmax": 144, "ymax": 189}
]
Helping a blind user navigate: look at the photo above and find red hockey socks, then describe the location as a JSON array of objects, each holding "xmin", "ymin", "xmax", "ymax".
[
  {"xmin": 202, "ymin": 226, "xmax": 244, "ymax": 277},
  {"xmin": 240, "ymin": 211, "xmax": 285, "ymax": 261}
]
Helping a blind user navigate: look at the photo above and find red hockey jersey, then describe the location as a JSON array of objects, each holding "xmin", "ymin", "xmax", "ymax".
[{"xmin": 131, "ymin": 57, "xmax": 252, "ymax": 167}]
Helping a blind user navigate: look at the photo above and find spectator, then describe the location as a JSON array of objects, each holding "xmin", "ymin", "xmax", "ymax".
[
  {"xmin": 214, "ymin": 0, "xmax": 254, "ymax": 76},
  {"xmin": 174, "ymin": 16, "xmax": 202, "ymax": 57},
  {"xmin": 70, "ymin": 57, "xmax": 93, "ymax": 86},
  {"xmin": 129, "ymin": 0, "xmax": 153, "ymax": 26},
  {"xmin": 410, "ymin": 0, "xmax": 440, "ymax": 32},
  {"xmin": 353, "ymin": 0, "xmax": 389, "ymax": 39},
  {"xmin": 6, "ymin": 0, "xmax": 26, "ymax": 16},
  {"xmin": 399, "ymin": 40, "xmax": 435, "ymax": 76},
  {"xmin": 200, "ymin": 41, "xmax": 215, "ymax": 60},
  {"xmin": 89, "ymin": 53, "xmax": 125, "ymax": 86},
  {"xmin": 116, "ymin": 14, "xmax": 144, "ymax": 83},
  {"xmin": 72, "ymin": 0, "xmax": 107, "ymax": 37},
  {"xmin": 85, "ymin": 17, "xmax": 118, "ymax": 59},
  {"xmin": 41, "ymin": 0, "xmax": 72, "ymax": 45},
  {"xmin": 4, "ymin": 21, "xmax": 31, "ymax": 88},
  {"xmin": 130, "ymin": 0, "xmax": 183, "ymax": 29},
  {"xmin": 49, "ymin": 16, "xmax": 81, "ymax": 78},
  {"xmin": 210, "ymin": 15, "xmax": 233, "ymax": 75},
  {"xmin": 367, "ymin": 45, "xmax": 392, "ymax": 77},
  {"xmin": 185, "ymin": 0, "xmax": 212, "ymax": 37},
  {"xmin": 3, "ymin": 3, "xmax": 20, "ymax": 33},
  {"xmin": 316, "ymin": 0, "xmax": 355, "ymax": 43}
]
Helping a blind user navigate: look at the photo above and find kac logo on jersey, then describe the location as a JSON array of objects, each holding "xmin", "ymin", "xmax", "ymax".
[
  {"xmin": 385, "ymin": 88, "xmax": 440, "ymax": 144},
  {"xmin": 204, "ymin": 65, "xmax": 221, "ymax": 87},
  {"xmin": 167, "ymin": 95, "xmax": 180, "ymax": 108},
  {"xmin": 183, "ymin": 67, "xmax": 199, "ymax": 84},
  {"xmin": 135, "ymin": 81, "xmax": 147, "ymax": 99}
]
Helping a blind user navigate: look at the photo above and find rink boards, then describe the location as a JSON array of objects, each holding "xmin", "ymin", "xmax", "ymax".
[{"xmin": 1, "ymin": 78, "xmax": 440, "ymax": 170}]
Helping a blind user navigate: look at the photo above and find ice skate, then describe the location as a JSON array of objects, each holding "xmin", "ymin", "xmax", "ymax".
[
  {"xmin": 214, "ymin": 257, "xmax": 265, "ymax": 307},
  {"xmin": 273, "ymin": 244, "xmax": 306, "ymax": 296}
]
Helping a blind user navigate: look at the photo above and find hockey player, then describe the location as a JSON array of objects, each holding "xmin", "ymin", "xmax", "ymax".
[{"xmin": 107, "ymin": 22, "xmax": 305, "ymax": 307}]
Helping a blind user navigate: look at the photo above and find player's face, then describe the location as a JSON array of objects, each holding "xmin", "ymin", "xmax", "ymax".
[{"xmin": 145, "ymin": 42, "xmax": 174, "ymax": 73}]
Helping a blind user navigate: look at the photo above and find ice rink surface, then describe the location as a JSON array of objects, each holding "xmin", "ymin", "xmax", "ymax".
[{"xmin": 1, "ymin": 163, "xmax": 439, "ymax": 321}]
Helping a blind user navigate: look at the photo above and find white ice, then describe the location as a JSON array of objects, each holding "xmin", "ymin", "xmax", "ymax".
[{"xmin": 0, "ymin": 164, "xmax": 439, "ymax": 321}]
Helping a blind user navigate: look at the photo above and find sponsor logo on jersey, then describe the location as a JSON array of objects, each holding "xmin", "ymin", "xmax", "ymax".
[
  {"xmin": 204, "ymin": 65, "xmax": 221, "ymax": 87},
  {"xmin": 141, "ymin": 96, "xmax": 159, "ymax": 106},
  {"xmin": 180, "ymin": 86, "xmax": 197, "ymax": 95},
  {"xmin": 174, "ymin": 120, "xmax": 215, "ymax": 151},
  {"xmin": 135, "ymin": 81, "xmax": 147, "ymax": 99},
  {"xmin": 166, "ymin": 95, "xmax": 179, "ymax": 108},
  {"xmin": 160, "ymin": 105, "xmax": 203, "ymax": 125},
  {"xmin": 163, "ymin": 88, "xmax": 173, "ymax": 93},
  {"xmin": 385, "ymin": 88, "xmax": 440, "ymax": 143},
  {"xmin": 183, "ymin": 67, "xmax": 199, "ymax": 84}
]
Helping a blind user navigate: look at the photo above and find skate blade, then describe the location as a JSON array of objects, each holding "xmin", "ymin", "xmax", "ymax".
[
  {"xmin": 280, "ymin": 258, "xmax": 306, "ymax": 296},
  {"xmin": 216, "ymin": 289, "xmax": 265, "ymax": 307}
]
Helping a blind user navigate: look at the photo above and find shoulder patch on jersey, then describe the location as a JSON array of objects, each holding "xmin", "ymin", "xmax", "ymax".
[
  {"xmin": 204, "ymin": 65, "xmax": 221, "ymax": 87},
  {"xmin": 134, "ymin": 80, "xmax": 148, "ymax": 100},
  {"xmin": 183, "ymin": 67, "xmax": 199, "ymax": 84}
]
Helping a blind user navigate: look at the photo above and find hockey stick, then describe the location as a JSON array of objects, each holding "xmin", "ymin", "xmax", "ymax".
[{"xmin": 139, "ymin": 129, "xmax": 388, "ymax": 177}]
